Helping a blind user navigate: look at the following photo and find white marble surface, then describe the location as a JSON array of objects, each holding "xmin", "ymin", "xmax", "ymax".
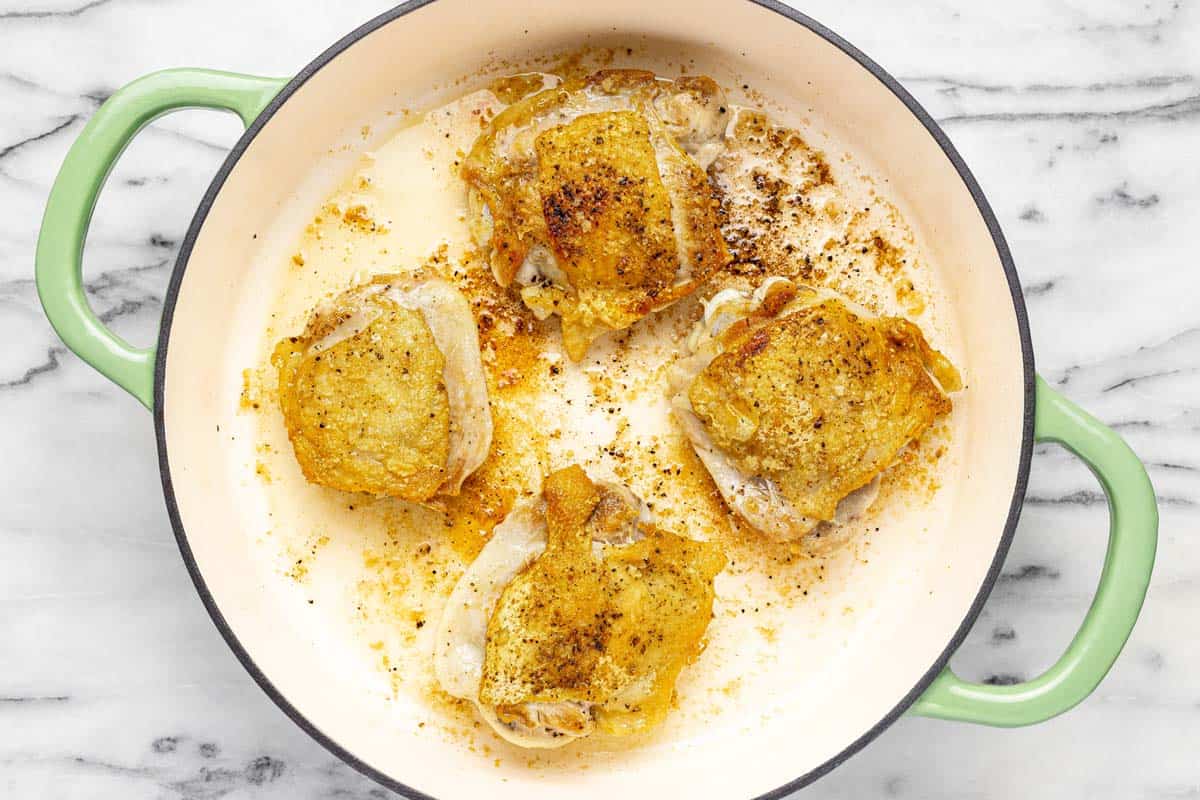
[{"xmin": 1, "ymin": 0, "xmax": 1197, "ymax": 797}]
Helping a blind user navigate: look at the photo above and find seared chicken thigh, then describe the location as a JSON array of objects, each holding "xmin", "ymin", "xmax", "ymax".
[
  {"xmin": 435, "ymin": 465, "xmax": 725, "ymax": 748},
  {"xmin": 463, "ymin": 70, "xmax": 731, "ymax": 360},
  {"xmin": 670, "ymin": 278, "xmax": 961, "ymax": 540},
  {"xmin": 273, "ymin": 271, "xmax": 492, "ymax": 501}
]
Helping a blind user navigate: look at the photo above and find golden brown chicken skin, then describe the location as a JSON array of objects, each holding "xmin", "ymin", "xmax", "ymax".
[
  {"xmin": 481, "ymin": 466, "xmax": 725, "ymax": 738},
  {"xmin": 672, "ymin": 279, "xmax": 961, "ymax": 539},
  {"xmin": 273, "ymin": 272, "xmax": 491, "ymax": 502},
  {"xmin": 463, "ymin": 70, "xmax": 731, "ymax": 360},
  {"xmin": 435, "ymin": 465, "xmax": 725, "ymax": 747}
]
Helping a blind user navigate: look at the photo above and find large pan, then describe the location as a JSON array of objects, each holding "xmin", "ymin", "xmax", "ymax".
[{"xmin": 35, "ymin": 1, "xmax": 1158, "ymax": 797}]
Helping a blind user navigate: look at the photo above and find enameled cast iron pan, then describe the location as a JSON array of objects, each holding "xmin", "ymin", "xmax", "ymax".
[{"xmin": 36, "ymin": 1, "xmax": 1159, "ymax": 797}]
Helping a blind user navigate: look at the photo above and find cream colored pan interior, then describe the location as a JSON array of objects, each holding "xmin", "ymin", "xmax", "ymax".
[{"xmin": 159, "ymin": 1, "xmax": 1029, "ymax": 797}]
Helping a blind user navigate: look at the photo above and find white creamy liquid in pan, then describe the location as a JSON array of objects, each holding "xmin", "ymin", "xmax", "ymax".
[{"xmin": 229, "ymin": 65, "xmax": 967, "ymax": 769}]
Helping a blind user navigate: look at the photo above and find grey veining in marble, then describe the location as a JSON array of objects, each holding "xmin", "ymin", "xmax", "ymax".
[{"xmin": 1, "ymin": 0, "xmax": 1197, "ymax": 798}]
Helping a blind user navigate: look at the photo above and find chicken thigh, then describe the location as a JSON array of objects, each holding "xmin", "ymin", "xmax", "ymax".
[
  {"xmin": 463, "ymin": 69, "xmax": 731, "ymax": 360},
  {"xmin": 435, "ymin": 465, "xmax": 725, "ymax": 748},
  {"xmin": 272, "ymin": 271, "xmax": 492, "ymax": 502},
  {"xmin": 670, "ymin": 278, "xmax": 961, "ymax": 540}
]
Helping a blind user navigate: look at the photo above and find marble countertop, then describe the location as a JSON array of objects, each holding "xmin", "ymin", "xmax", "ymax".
[{"xmin": 1, "ymin": 0, "xmax": 1197, "ymax": 797}]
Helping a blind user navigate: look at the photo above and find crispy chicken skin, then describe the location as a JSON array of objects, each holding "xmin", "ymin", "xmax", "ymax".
[
  {"xmin": 671, "ymin": 278, "xmax": 961, "ymax": 540},
  {"xmin": 435, "ymin": 465, "xmax": 725, "ymax": 748},
  {"xmin": 463, "ymin": 70, "xmax": 731, "ymax": 360},
  {"xmin": 272, "ymin": 272, "xmax": 492, "ymax": 502}
]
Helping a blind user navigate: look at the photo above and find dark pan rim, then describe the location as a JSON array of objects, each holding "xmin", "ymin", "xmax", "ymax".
[{"xmin": 153, "ymin": 1, "xmax": 1036, "ymax": 797}]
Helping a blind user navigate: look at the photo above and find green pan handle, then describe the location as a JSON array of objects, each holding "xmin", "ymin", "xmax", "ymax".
[
  {"xmin": 911, "ymin": 375, "xmax": 1158, "ymax": 725},
  {"xmin": 36, "ymin": 68, "xmax": 287, "ymax": 409}
]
